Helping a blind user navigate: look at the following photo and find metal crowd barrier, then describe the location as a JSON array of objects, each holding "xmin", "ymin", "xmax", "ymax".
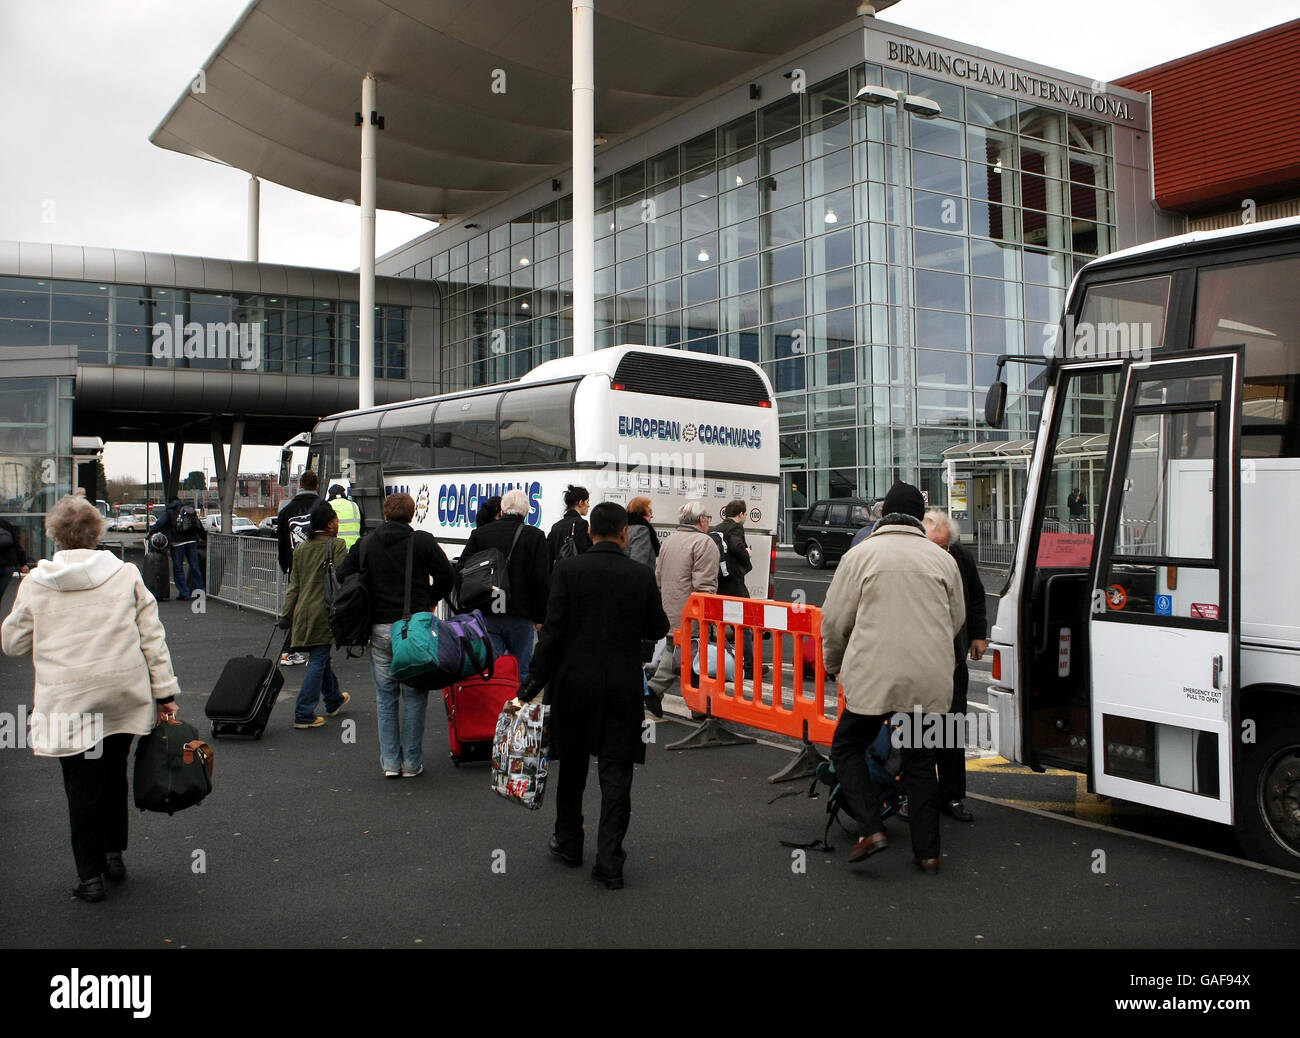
[{"xmin": 206, "ymin": 532, "xmax": 286, "ymax": 616}]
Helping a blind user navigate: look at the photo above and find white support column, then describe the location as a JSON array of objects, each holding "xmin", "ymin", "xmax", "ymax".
[
  {"xmin": 571, "ymin": 0, "xmax": 595, "ymax": 357},
  {"xmin": 247, "ymin": 175, "xmax": 260, "ymax": 262},
  {"xmin": 359, "ymin": 73, "xmax": 378, "ymax": 408}
]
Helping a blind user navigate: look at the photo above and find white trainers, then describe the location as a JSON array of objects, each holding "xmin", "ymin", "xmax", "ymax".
[{"xmin": 401, "ymin": 764, "xmax": 424, "ymax": 778}]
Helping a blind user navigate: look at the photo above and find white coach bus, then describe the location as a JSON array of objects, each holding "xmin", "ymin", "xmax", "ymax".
[
  {"xmin": 288, "ymin": 346, "xmax": 781, "ymax": 599},
  {"xmin": 983, "ymin": 216, "xmax": 1300, "ymax": 869}
]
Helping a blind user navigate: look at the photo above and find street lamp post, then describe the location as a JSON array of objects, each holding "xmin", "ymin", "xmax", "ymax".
[{"xmin": 855, "ymin": 86, "xmax": 942, "ymax": 488}]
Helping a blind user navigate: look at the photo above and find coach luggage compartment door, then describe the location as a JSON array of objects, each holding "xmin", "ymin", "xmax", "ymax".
[{"xmin": 1088, "ymin": 349, "xmax": 1241, "ymax": 823}]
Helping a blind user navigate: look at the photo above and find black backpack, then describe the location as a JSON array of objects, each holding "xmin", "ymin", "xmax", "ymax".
[
  {"xmin": 287, "ymin": 512, "xmax": 313, "ymax": 551},
  {"xmin": 325, "ymin": 544, "xmax": 370, "ymax": 656},
  {"xmin": 133, "ymin": 718, "xmax": 214, "ymax": 816},
  {"xmin": 174, "ymin": 504, "xmax": 199, "ymax": 535},
  {"xmin": 458, "ymin": 523, "xmax": 524, "ymax": 614}
]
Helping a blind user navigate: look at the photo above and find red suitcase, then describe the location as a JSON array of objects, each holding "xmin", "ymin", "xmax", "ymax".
[{"xmin": 443, "ymin": 654, "xmax": 519, "ymax": 764}]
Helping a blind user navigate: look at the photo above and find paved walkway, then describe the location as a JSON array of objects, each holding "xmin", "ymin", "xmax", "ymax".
[{"xmin": 1, "ymin": 597, "xmax": 1296, "ymax": 948}]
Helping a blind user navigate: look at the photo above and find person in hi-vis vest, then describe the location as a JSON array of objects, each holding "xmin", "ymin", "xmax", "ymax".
[{"xmin": 328, "ymin": 485, "xmax": 363, "ymax": 549}]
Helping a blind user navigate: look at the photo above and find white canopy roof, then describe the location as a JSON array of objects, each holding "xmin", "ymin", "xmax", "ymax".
[{"xmin": 151, "ymin": 0, "xmax": 901, "ymax": 219}]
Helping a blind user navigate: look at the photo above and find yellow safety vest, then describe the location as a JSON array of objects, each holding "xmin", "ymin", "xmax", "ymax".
[{"xmin": 331, "ymin": 497, "xmax": 363, "ymax": 548}]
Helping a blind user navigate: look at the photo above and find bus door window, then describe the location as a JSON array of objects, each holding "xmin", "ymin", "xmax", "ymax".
[
  {"xmin": 1026, "ymin": 366, "xmax": 1120, "ymax": 768},
  {"xmin": 1104, "ymin": 378, "xmax": 1220, "ymax": 621}
]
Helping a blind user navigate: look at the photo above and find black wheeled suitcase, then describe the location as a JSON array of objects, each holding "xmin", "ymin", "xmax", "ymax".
[
  {"xmin": 205, "ymin": 628, "xmax": 288, "ymax": 739},
  {"xmin": 142, "ymin": 548, "xmax": 170, "ymax": 602}
]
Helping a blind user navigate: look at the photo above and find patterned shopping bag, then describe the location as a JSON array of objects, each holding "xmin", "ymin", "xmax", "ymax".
[{"xmin": 490, "ymin": 699, "xmax": 551, "ymax": 810}]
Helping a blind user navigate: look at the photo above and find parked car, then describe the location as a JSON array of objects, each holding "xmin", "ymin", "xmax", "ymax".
[
  {"xmin": 206, "ymin": 513, "xmax": 257, "ymax": 535},
  {"xmin": 792, "ymin": 497, "xmax": 877, "ymax": 569},
  {"xmin": 258, "ymin": 515, "xmax": 278, "ymax": 533},
  {"xmin": 115, "ymin": 512, "xmax": 145, "ymax": 532}
]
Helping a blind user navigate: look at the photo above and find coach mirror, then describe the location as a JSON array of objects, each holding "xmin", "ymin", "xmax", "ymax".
[
  {"xmin": 278, "ymin": 448, "xmax": 292, "ymax": 487},
  {"xmin": 985, "ymin": 377, "xmax": 1008, "ymax": 429}
]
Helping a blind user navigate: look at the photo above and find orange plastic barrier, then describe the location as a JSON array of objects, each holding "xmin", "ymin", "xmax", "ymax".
[{"xmin": 671, "ymin": 593, "xmax": 843, "ymax": 755}]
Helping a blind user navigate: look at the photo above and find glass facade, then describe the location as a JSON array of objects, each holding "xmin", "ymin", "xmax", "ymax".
[
  {"xmin": 396, "ymin": 61, "xmax": 1118, "ymax": 538},
  {"xmin": 0, "ymin": 375, "xmax": 75, "ymax": 561},
  {"xmin": 0, "ymin": 277, "xmax": 411, "ymax": 380}
]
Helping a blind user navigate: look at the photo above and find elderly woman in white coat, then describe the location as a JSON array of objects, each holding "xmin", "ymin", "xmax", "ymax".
[{"xmin": 1, "ymin": 495, "xmax": 181, "ymax": 903}]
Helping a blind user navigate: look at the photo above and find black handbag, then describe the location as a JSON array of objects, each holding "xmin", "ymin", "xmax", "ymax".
[
  {"xmin": 325, "ymin": 545, "xmax": 370, "ymax": 656},
  {"xmin": 133, "ymin": 717, "xmax": 214, "ymax": 815},
  {"xmin": 457, "ymin": 523, "xmax": 523, "ymax": 614}
]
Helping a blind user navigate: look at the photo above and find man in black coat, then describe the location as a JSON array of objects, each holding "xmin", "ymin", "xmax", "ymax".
[
  {"xmin": 276, "ymin": 469, "xmax": 322, "ymax": 575},
  {"xmin": 710, "ymin": 499, "xmax": 761, "ymax": 679},
  {"xmin": 924, "ymin": 510, "xmax": 988, "ymax": 823},
  {"xmin": 459, "ymin": 488, "xmax": 550, "ymax": 683},
  {"xmin": 0, "ymin": 516, "xmax": 30, "ymax": 619},
  {"xmin": 519, "ymin": 502, "xmax": 670, "ymax": 889}
]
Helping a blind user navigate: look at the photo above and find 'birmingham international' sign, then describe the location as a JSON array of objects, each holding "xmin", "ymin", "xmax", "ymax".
[{"xmin": 872, "ymin": 36, "xmax": 1142, "ymax": 124}]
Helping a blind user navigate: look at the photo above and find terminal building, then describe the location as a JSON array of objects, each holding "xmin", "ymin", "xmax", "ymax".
[{"xmin": 6, "ymin": 3, "xmax": 1296, "ymax": 555}]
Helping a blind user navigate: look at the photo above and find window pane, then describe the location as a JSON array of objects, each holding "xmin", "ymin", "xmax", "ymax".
[
  {"xmin": 500, "ymin": 383, "xmax": 575, "ymax": 465},
  {"xmin": 432, "ymin": 394, "xmax": 499, "ymax": 468},
  {"xmin": 379, "ymin": 403, "xmax": 435, "ymax": 471},
  {"xmin": 1194, "ymin": 255, "xmax": 1300, "ymax": 458}
]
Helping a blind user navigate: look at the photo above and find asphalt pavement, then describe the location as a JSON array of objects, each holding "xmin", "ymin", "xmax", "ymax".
[{"xmin": 2, "ymin": 582, "xmax": 1297, "ymax": 949}]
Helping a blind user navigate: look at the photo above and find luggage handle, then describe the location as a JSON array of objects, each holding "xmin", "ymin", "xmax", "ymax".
[{"xmin": 263, "ymin": 624, "xmax": 292, "ymax": 662}]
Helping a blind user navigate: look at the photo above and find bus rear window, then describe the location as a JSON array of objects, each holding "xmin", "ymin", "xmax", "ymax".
[{"xmin": 1194, "ymin": 254, "xmax": 1300, "ymax": 458}]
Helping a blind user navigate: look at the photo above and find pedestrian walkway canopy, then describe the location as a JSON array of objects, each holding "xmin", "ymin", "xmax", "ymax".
[{"xmin": 150, "ymin": 0, "xmax": 902, "ymax": 219}]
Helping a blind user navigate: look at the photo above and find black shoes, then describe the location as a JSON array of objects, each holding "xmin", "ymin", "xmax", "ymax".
[
  {"xmin": 643, "ymin": 689, "xmax": 664, "ymax": 719},
  {"xmin": 914, "ymin": 857, "xmax": 941, "ymax": 875},
  {"xmin": 548, "ymin": 835, "xmax": 582, "ymax": 868},
  {"xmin": 104, "ymin": 852, "xmax": 126, "ymax": 882},
  {"xmin": 591, "ymin": 866, "xmax": 624, "ymax": 890},
  {"xmin": 943, "ymin": 799, "xmax": 974, "ymax": 823},
  {"xmin": 72, "ymin": 876, "xmax": 105, "ymax": 902}
]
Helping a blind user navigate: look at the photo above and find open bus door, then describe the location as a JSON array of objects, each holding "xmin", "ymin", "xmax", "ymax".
[{"xmin": 1087, "ymin": 348, "xmax": 1241, "ymax": 823}]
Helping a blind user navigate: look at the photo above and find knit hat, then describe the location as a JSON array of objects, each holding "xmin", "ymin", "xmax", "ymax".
[
  {"xmin": 310, "ymin": 499, "xmax": 339, "ymax": 532},
  {"xmin": 882, "ymin": 481, "xmax": 925, "ymax": 521}
]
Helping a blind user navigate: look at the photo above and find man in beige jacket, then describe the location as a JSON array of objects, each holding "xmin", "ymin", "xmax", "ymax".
[
  {"xmin": 821, "ymin": 482, "xmax": 965, "ymax": 874},
  {"xmin": 645, "ymin": 501, "xmax": 719, "ymax": 714}
]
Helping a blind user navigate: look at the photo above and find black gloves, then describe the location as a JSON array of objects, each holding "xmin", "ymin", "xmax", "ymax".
[{"xmin": 517, "ymin": 677, "xmax": 543, "ymax": 703}]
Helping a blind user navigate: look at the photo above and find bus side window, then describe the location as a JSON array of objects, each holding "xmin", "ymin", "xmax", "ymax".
[{"xmin": 1194, "ymin": 254, "xmax": 1300, "ymax": 458}]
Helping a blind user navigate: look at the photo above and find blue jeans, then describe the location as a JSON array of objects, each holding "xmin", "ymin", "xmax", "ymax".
[
  {"xmin": 170, "ymin": 542, "xmax": 205, "ymax": 599},
  {"xmin": 295, "ymin": 645, "xmax": 344, "ymax": 723},
  {"xmin": 370, "ymin": 622, "xmax": 429, "ymax": 773},
  {"xmin": 484, "ymin": 614, "xmax": 536, "ymax": 683}
]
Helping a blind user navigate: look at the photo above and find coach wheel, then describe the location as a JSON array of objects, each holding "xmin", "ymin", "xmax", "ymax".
[
  {"xmin": 1235, "ymin": 719, "xmax": 1300, "ymax": 870},
  {"xmin": 254, "ymin": 729, "xmax": 263, "ymax": 741},
  {"xmin": 806, "ymin": 541, "xmax": 825, "ymax": 569},
  {"xmin": 210, "ymin": 724, "xmax": 219, "ymax": 739}
]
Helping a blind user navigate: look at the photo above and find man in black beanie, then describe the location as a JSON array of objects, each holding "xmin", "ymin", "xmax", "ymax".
[{"xmin": 821, "ymin": 481, "xmax": 965, "ymax": 875}]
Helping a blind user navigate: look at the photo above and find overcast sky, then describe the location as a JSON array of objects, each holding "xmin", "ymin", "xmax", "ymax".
[{"xmin": 2, "ymin": 0, "xmax": 1294, "ymax": 482}]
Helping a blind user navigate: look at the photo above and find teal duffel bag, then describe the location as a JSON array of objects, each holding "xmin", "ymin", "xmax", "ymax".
[{"xmin": 389, "ymin": 533, "xmax": 494, "ymax": 691}]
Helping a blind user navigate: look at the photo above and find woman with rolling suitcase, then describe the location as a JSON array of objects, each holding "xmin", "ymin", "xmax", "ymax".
[
  {"xmin": 1, "ymin": 496, "xmax": 180, "ymax": 903},
  {"xmin": 278, "ymin": 500, "xmax": 351, "ymax": 731}
]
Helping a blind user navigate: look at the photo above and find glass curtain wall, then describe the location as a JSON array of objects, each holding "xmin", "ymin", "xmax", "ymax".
[
  {"xmin": 403, "ymin": 62, "xmax": 1115, "ymax": 537},
  {"xmin": 0, "ymin": 277, "xmax": 410, "ymax": 380}
]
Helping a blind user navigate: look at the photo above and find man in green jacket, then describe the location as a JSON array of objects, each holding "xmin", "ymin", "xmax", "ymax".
[{"xmin": 280, "ymin": 500, "xmax": 351, "ymax": 729}]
